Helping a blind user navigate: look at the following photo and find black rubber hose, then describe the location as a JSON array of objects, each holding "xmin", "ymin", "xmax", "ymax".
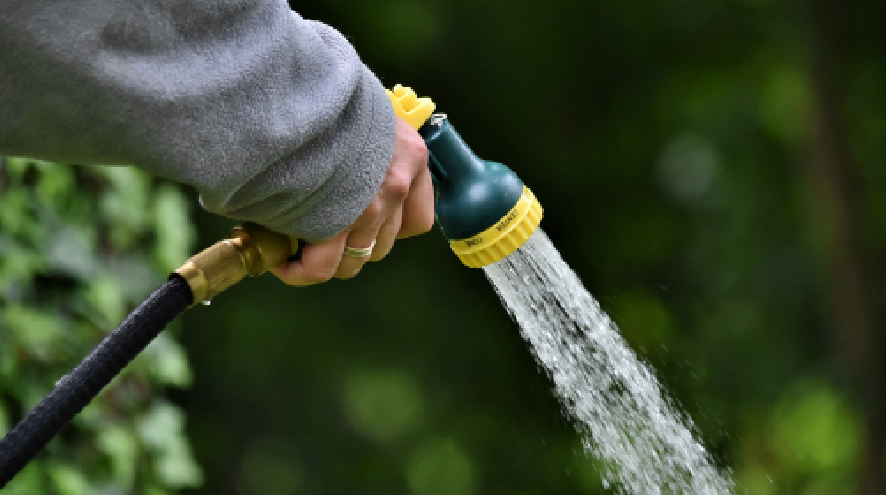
[{"xmin": 0, "ymin": 276, "xmax": 192, "ymax": 487}]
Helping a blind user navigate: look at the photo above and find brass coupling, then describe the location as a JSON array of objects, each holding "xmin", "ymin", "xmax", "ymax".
[{"xmin": 172, "ymin": 222, "xmax": 297, "ymax": 306}]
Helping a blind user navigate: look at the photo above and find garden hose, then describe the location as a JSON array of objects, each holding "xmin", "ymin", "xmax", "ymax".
[
  {"xmin": 0, "ymin": 85, "xmax": 543, "ymax": 486},
  {"xmin": 0, "ymin": 277, "xmax": 193, "ymax": 485}
]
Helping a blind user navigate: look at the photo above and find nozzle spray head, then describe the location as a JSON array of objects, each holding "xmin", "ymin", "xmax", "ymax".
[
  {"xmin": 419, "ymin": 115, "xmax": 542, "ymax": 268},
  {"xmin": 389, "ymin": 85, "xmax": 542, "ymax": 267}
]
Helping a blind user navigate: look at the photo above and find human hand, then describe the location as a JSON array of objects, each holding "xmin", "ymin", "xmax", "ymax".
[{"xmin": 271, "ymin": 116, "xmax": 434, "ymax": 285}]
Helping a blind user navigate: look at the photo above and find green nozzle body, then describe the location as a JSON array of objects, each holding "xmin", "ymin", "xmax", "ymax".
[
  {"xmin": 419, "ymin": 116, "xmax": 524, "ymax": 241},
  {"xmin": 389, "ymin": 85, "xmax": 542, "ymax": 268}
]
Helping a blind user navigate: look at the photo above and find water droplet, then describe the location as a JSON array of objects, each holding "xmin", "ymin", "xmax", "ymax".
[{"xmin": 202, "ymin": 300, "xmax": 212, "ymax": 306}]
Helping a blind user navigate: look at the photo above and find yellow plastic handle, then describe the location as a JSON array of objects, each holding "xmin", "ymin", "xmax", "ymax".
[{"xmin": 387, "ymin": 84, "xmax": 435, "ymax": 130}]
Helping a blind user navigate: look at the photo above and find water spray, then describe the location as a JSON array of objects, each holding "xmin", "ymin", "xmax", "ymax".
[{"xmin": 0, "ymin": 85, "xmax": 543, "ymax": 483}]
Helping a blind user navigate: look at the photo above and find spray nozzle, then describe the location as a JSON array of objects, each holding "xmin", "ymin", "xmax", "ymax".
[
  {"xmin": 419, "ymin": 115, "xmax": 542, "ymax": 267},
  {"xmin": 390, "ymin": 86, "xmax": 543, "ymax": 268}
]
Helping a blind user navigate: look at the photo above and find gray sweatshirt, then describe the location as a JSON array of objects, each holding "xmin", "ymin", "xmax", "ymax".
[{"xmin": 0, "ymin": 0, "xmax": 395, "ymax": 241}]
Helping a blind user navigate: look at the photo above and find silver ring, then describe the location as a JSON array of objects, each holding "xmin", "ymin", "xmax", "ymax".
[{"xmin": 343, "ymin": 240, "xmax": 375, "ymax": 258}]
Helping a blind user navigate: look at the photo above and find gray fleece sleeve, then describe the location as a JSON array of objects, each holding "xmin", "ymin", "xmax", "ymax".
[{"xmin": 0, "ymin": 0, "xmax": 395, "ymax": 241}]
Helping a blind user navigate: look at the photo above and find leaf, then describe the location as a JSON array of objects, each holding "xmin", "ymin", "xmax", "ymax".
[
  {"xmin": 137, "ymin": 401, "xmax": 204, "ymax": 488},
  {"xmin": 153, "ymin": 437, "xmax": 204, "ymax": 488},
  {"xmin": 83, "ymin": 276, "xmax": 125, "ymax": 326},
  {"xmin": 48, "ymin": 463, "xmax": 93, "ymax": 495},
  {"xmin": 2, "ymin": 305, "xmax": 65, "ymax": 362},
  {"xmin": 97, "ymin": 426, "xmax": 138, "ymax": 490},
  {"xmin": 34, "ymin": 161, "xmax": 75, "ymax": 205},
  {"xmin": 2, "ymin": 461, "xmax": 44, "ymax": 495},
  {"xmin": 45, "ymin": 225, "xmax": 98, "ymax": 279},
  {"xmin": 151, "ymin": 183, "xmax": 195, "ymax": 273},
  {"xmin": 137, "ymin": 401, "xmax": 184, "ymax": 450},
  {"xmin": 0, "ymin": 156, "xmax": 199, "ymax": 492},
  {"xmin": 0, "ymin": 399, "xmax": 8, "ymax": 436},
  {"xmin": 140, "ymin": 333, "xmax": 194, "ymax": 388}
]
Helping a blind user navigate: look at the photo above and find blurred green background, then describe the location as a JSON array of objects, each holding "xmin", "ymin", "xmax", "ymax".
[{"xmin": 2, "ymin": 0, "xmax": 885, "ymax": 493}]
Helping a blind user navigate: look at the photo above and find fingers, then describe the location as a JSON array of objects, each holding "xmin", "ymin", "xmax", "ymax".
[
  {"xmin": 339, "ymin": 117, "xmax": 429, "ymax": 267},
  {"xmin": 270, "ymin": 116, "xmax": 435, "ymax": 286},
  {"xmin": 398, "ymin": 165, "xmax": 435, "ymax": 239},
  {"xmin": 334, "ymin": 173, "xmax": 401, "ymax": 277},
  {"xmin": 370, "ymin": 208, "xmax": 402, "ymax": 262},
  {"xmin": 336, "ymin": 222, "xmax": 381, "ymax": 279},
  {"xmin": 270, "ymin": 230, "xmax": 348, "ymax": 286}
]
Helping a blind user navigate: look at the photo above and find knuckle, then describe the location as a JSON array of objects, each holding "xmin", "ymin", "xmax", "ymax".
[
  {"xmin": 386, "ymin": 172, "xmax": 411, "ymax": 199},
  {"xmin": 405, "ymin": 143, "xmax": 429, "ymax": 170},
  {"xmin": 414, "ymin": 141, "xmax": 429, "ymax": 161},
  {"xmin": 362, "ymin": 199, "xmax": 383, "ymax": 220}
]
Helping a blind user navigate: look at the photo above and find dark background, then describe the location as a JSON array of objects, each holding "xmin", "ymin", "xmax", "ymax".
[{"xmin": 174, "ymin": 0, "xmax": 884, "ymax": 494}]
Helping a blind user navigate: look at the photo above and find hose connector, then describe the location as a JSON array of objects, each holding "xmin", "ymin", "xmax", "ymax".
[{"xmin": 173, "ymin": 223, "xmax": 296, "ymax": 306}]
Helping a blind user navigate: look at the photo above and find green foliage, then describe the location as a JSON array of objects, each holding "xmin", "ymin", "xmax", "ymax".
[{"xmin": 0, "ymin": 157, "xmax": 201, "ymax": 493}]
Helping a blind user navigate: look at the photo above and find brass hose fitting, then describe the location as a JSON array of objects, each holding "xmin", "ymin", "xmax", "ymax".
[{"xmin": 173, "ymin": 223, "xmax": 297, "ymax": 306}]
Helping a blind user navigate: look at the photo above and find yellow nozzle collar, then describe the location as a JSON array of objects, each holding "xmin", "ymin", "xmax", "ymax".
[
  {"xmin": 387, "ymin": 84, "xmax": 435, "ymax": 130},
  {"xmin": 448, "ymin": 186, "xmax": 543, "ymax": 268}
]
